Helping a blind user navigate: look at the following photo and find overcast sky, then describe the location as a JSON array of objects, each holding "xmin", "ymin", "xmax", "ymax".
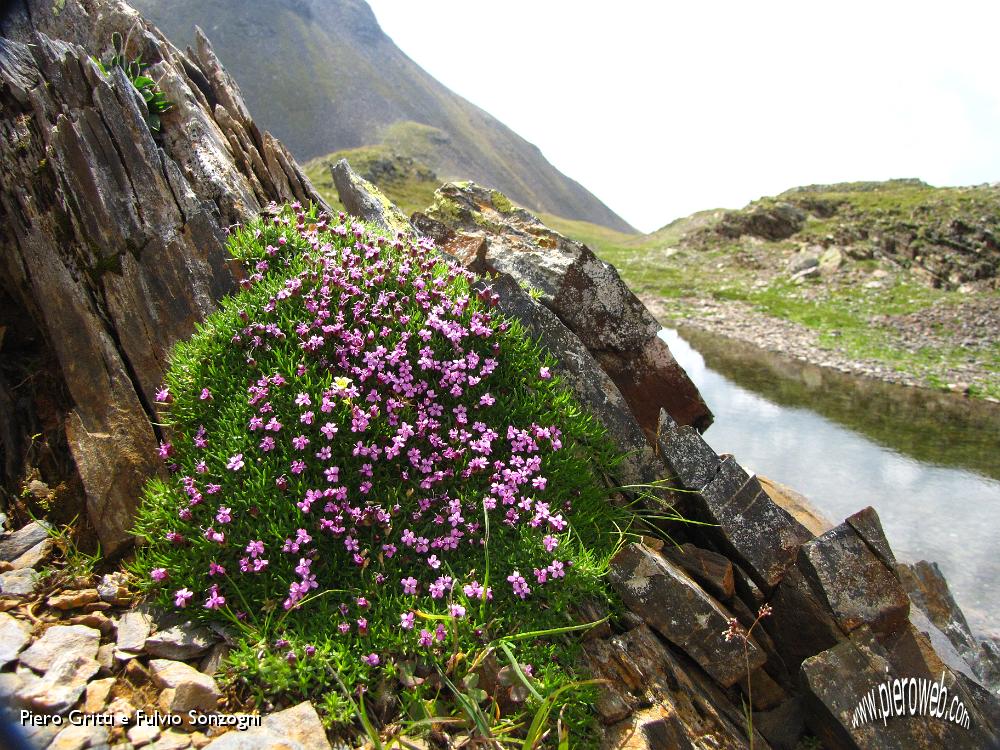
[{"xmin": 366, "ymin": 1, "xmax": 1000, "ymax": 233}]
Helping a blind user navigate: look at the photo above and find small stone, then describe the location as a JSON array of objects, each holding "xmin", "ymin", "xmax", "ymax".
[
  {"xmin": 83, "ymin": 677, "xmax": 116, "ymax": 713},
  {"xmin": 17, "ymin": 651, "xmax": 100, "ymax": 713},
  {"xmin": 199, "ymin": 642, "xmax": 230, "ymax": 675},
  {"xmin": 97, "ymin": 642, "xmax": 116, "ymax": 672},
  {"xmin": 18, "ymin": 624, "xmax": 101, "ymax": 673},
  {"xmin": 117, "ymin": 610, "xmax": 154, "ymax": 655},
  {"xmin": 128, "ymin": 722, "xmax": 162, "ymax": 747},
  {"xmin": 98, "ymin": 572, "xmax": 132, "ymax": 604},
  {"xmin": 0, "ymin": 567, "xmax": 40, "ymax": 596},
  {"xmin": 0, "ymin": 611, "xmax": 32, "ymax": 667},
  {"xmin": 69, "ymin": 610, "xmax": 115, "ymax": 635},
  {"xmin": 149, "ymin": 659, "xmax": 221, "ymax": 713},
  {"xmin": 189, "ymin": 732, "xmax": 211, "ymax": 748},
  {"xmin": 108, "ymin": 696, "xmax": 137, "ymax": 725},
  {"xmin": 11, "ymin": 538, "xmax": 54, "ymax": 570},
  {"xmin": 0, "ymin": 521, "xmax": 52, "ymax": 561},
  {"xmin": 149, "ymin": 729, "xmax": 193, "ymax": 749},
  {"xmin": 145, "ymin": 619, "xmax": 216, "ymax": 660},
  {"xmin": 125, "ymin": 658, "xmax": 150, "ymax": 683},
  {"xmin": 49, "ymin": 722, "xmax": 111, "ymax": 750},
  {"xmin": 48, "ymin": 588, "xmax": 101, "ymax": 610}
]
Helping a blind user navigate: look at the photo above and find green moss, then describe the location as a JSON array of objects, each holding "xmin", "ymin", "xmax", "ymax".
[{"xmin": 490, "ymin": 190, "xmax": 514, "ymax": 214}]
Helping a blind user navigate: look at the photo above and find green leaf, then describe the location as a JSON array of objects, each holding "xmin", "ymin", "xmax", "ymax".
[
  {"xmin": 133, "ymin": 75, "xmax": 154, "ymax": 88},
  {"xmin": 146, "ymin": 113, "xmax": 161, "ymax": 132}
]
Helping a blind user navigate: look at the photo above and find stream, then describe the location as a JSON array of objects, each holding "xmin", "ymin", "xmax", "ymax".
[{"xmin": 660, "ymin": 327, "xmax": 1000, "ymax": 636}]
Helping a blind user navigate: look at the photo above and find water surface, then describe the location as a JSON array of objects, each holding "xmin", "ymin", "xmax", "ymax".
[{"xmin": 660, "ymin": 327, "xmax": 1000, "ymax": 635}]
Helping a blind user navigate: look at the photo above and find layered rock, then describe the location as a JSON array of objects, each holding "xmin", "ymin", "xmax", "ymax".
[
  {"xmin": 411, "ymin": 182, "xmax": 713, "ymax": 437},
  {"xmin": 0, "ymin": 0, "xmax": 326, "ymax": 553}
]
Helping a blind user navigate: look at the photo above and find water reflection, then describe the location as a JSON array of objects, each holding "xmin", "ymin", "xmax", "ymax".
[{"xmin": 660, "ymin": 328, "xmax": 1000, "ymax": 635}]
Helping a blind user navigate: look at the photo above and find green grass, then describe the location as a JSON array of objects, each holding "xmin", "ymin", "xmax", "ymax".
[{"xmin": 130, "ymin": 203, "xmax": 637, "ymax": 747}]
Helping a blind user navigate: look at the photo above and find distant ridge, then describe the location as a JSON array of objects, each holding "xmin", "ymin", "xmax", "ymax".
[{"xmin": 131, "ymin": 0, "xmax": 636, "ymax": 233}]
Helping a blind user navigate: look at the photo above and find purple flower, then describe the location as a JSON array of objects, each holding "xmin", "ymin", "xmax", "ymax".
[
  {"xmin": 427, "ymin": 554, "xmax": 441, "ymax": 569},
  {"xmin": 449, "ymin": 603, "xmax": 466, "ymax": 619},
  {"xmin": 507, "ymin": 570, "xmax": 531, "ymax": 599},
  {"xmin": 400, "ymin": 612, "xmax": 415, "ymax": 630},
  {"xmin": 200, "ymin": 388, "xmax": 213, "ymax": 401},
  {"xmin": 150, "ymin": 567, "xmax": 168, "ymax": 582},
  {"xmin": 174, "ymin": 588, "xmax": 193, "ymax": 608},
  {"xmin": 418, "ymin": 629, "xmax": 433, "ymax": 647},
  {"xmin": 434, "ymin": 623, "xmax": 448, "ymax": 642},
  {"xmin": 208, "ymin": 561, "xmax": 226, "ymax": 577},
  {"xmin": 401, "ymin": 577, "xmax": 419, "ymax": 595},
  {"xmin": 542, "ymin": 535, "xmax": 559, "ymax": 552},
  {"xmin": 226, "ymin": 454, "xmax": 245, "ymax": 471},
  {"xmin": 216, "ymin": 507, "xmax": 232, "ymax": 524},
  {"xmin": 157, "ymin": 442, "xmax": 173, "ymax": 459},
  {"xmin": 539, "ymin": 366, "xmax": 551, "ymax": 380},
  {"xmin": 363, "ymin": 653, "xmax": 380, "ymax": 667},
  {"xmin": 204, "ymin": 585, "xmax": 226, "ymax": 610},
  {"xmin": 155, "ymin": 386, "xmax": 172, "ymax": 403}
]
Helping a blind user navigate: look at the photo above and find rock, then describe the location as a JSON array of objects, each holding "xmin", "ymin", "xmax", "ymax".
[
  {"xmin": 98, "ymin": 572, "xmax": 132, "ymax": 604},
  {"xmin": 331, "ymin": 159, "xmax": 411, "ymax": 236},
  {"xmin": 713, "ymin": 201, "xmax": 805, "ymax": 241},
  {"xmin": 48, "ymin": 588, "xmax": 101, "ymax": 610},
  {"xmin": 654, "ymin": 410, "xmax": 720, "ymax": 489},
  {"xmin": 752, "ymin": 699, "xmax": 804, "ymax": 750},
  {"xmin": 96, "ymin": 642, "xmax": 115, "ymax": 672},
  {"xmin": 758, "ymin": 475, "xmax": 833, "ymax": 537},
  {"xmin": 788, "ymin": 252, "xmax": 821, "ymax": 274},
  {"xmin": 415, "ymin": 183, "xmax": 712, "ymax": 435},
  {"xmin": 117, "ymin": 610, "xmax": 154, "ymax": 655},
  {"xmin": 128, "ymin": 722, "xmax": 163, "ymax": 747},
  {"xmin": 798, "ymin": 516, "xmax": 910, "ymax": 638},
  {"xmin": 659, "ymin": 543, "xmax": 735, "ymax": 601},
  {"xmin": 497, "ymin": 274, "xmax": 668, "ymax": 486},
  {"xmin": 17, "ymin": 651, "xmax": 100, "ymax": 713},
  {"xmin": 18, "ymin": 624, "xmax": 101, "ymax": 672},
  {"xmin": 0, "ymin": 611, "xmax": 32, "ymax": 667},
  {"xmin": 0, "ymin": 2, "xmax": 327, "ymax": 554},
  {"xmin": 593, "ymin": 625, "xmax": 768, "ymax": 750},
  {"xmin": 800, "ymin": 628, "xmax": 1000, "ymax": 749},
  {"xmin": 83, "ymin": 677, "xmax": 116, "ymax": 713},
  {"xmin": 0, "ymin": 520, "xmax": 51, "ymax": 561},
  {"xmin": 144, "ymin": 618, "xmax": 216, "ymax": 660},
  {"xmin": 202, "ymin": 701, "xmax": 330, "ymax": 750},
  {"xmin": 10, "ymin": 537, "xmax": 54, "ymax": 569},
  {"xmin": 149, "ymin": 729, "xmax": 194, "ymax": 749},
  {"xmin": 608, "ymin": 543, "xmax": 764, "ymax": 688},
  {"xmin": 149, "ymin": 659, "xmax": 221, "ymax": 713},
  {"xmin": 108, "ymin": 696, "xmax": 137, "ymax": 724},
  {"xmin": 49, "ymin": 723, "xmax": 110, "ymax": 750},
  {"xmin": 845, "ymin": 506, "xmax": 897, "ymax": 572},
  {"xmin": 657, "ymin": 417, "xmax": 812, "ymax": 590},
  {"xmin": 68, "ymin": 610, "xmax": 115, "ymax": 635},
  {"xmin": 0, "ymin": 567, "xmax": 39, "ymax": 596},
  {"xmin": 764, "ymin": 566, "xmax": 845, "ymax": 672},
  {"xmin": 199, "ymin": 642, "xmax": 230, "ymax": 675},
  {"xmin": 791, "ymin": 265, "xmax": 821, "ymax": 283},
  {"xmin": 819, "ymin": 246, "xmax": 844, "ymax": 273}
]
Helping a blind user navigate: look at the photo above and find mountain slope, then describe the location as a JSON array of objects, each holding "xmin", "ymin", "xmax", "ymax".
[{"xmin": 130, "ymin": 0, "xmax": 635, "ymax": 233}]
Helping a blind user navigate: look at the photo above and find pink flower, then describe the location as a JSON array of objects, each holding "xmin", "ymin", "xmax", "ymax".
[
  {"xmin": 157, "ymin": 442, "xmax": 173, "ymax": 459},
  {"xmin": 539, "ymin": 366, "xmax": 551, "ymax": 380},
  {"xmin": 216, "ymin": 507, "xmax": 232, "ymax": 524},
  {"xmin": 226, "ymin": 454, "xmax": 244, "ymax": 471},
  {"xmin": 200, "ymin": 388, "xmax": 213, "ymax": 400},
  {"xmin": 507, "ymin": 570, "xmax": 531, "ymax": 599},
  {"xmin": 174, "ymin": 588, "xmax": 193, "ymax": 608},
  {"xmin": 363, "ymin": 653, "xmax": 380, "ymax": 667},
  {"xmin": 150, "ymin": 568, "xmax": 168, "ymax": 582},
  {"xmin": 400, "ymin": 612, "xmax": 415, "ymax": 630},
  {"xmin": 401, "ymin": 577, "xmax": 419, "ymax": 595},
  {"xmin": 204, "ymin": 585, "xmax": 225, "ymax": 610},
  {"xmin": 155, "ymin": 386, "xmax": 171, "ymax": 403},
  {"xmin": 542, "ymin": 535, "xmax": 559, "ymax": 552},
  {"xmin": 434, "ymin": 623, "xmax": 448, "ymax": 642},
  {"xmin": 449, "ymin": 603, "xmax": 466, "ymax": 619},
  {"xmin": 427, "ymin": 555, "xmax": 441, "ymax": 569},
  {"xmin": 418, "ymin": 629, "xmax": 433, "ymax": 647}
]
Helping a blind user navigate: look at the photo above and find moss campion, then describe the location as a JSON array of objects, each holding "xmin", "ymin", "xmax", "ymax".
[{"xmin": 132, "ymin": 202, "xmax": 625, "ymax": 736}]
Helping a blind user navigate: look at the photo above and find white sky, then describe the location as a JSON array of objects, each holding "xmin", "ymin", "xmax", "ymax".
[{"xmin": 366, "ymin": 1, "xmax": 1000, "ymax": 233}]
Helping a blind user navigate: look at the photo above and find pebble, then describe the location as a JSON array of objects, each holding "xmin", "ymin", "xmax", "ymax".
[
  {"xmin": 0, "ymin": 568, "xmax": 40, "ymax": 596},
  {"xmin": 49, "ymin": 588, "xmax": 102, "ymax": 610},
  {"xmin": 0, "ymin": 521, "xmax": 51, "ymax": 561},
  {"xmin": 0, "ymin": 611, "xmax": 32, "ymax": 667}
]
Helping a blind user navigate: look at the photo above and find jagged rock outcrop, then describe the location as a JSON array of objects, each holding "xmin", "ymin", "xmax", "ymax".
[
  {"xmin": 410, "ymin": 182, "xmax": 713, "ymax": 437},
  {"xmin": 0, "ymin": 0, "xmax": 326, "ymax": 553}
]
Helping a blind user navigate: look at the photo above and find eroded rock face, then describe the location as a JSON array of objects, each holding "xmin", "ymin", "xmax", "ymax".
[
  {"xmin": 0, "ymin": 0, "xmax": 326, "ymax": 552},
  {"xmin": 412, "ymin": 182, "xmax": 712, "ymax": 436}
]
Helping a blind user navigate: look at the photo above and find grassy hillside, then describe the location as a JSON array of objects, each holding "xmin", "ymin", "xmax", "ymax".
[{"xmin": 131, "ymin": 0, "xmax": 636, "ymax": 233}]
